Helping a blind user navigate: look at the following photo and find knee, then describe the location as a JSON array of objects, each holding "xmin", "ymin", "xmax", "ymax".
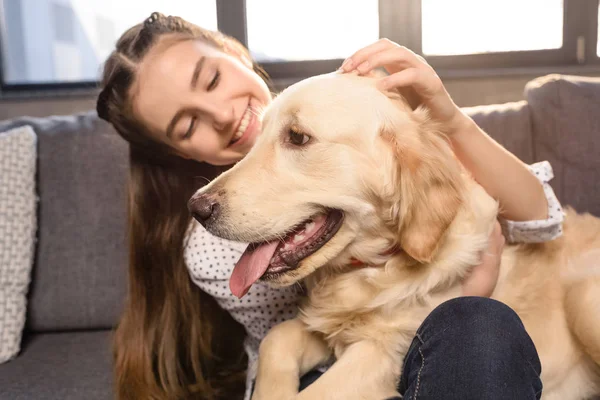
[
  {"xmin": 421, "ymin": 297, "xmax": 541, "ymax": 373},
  {"xmin": 428, "ymin": 296, "xmax": 523, "ymax": 332}
]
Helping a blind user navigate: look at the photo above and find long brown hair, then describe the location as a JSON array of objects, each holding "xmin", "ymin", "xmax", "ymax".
[{"xmin": 96, "ymin": 12, "xmax": 269, "ymax": 400}]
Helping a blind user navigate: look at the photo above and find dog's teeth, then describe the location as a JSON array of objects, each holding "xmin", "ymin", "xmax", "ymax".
[
  {"xmin": 305, "ymin": 222, "xmax": 315, "ymax": 232},
  {"xmin": 294, "ymin": 234, "xmax": 305, "ymax": 243}
]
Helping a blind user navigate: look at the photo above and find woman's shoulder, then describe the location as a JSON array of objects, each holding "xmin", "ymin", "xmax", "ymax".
[{"xmin": 183, "ymin": 220, "xmax": 248, "ymax": 281}]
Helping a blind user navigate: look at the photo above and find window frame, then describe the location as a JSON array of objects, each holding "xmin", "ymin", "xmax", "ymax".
[
  {"xmin": 591, "ymin": 0, "xmax": 600, "ymax": 63},
  {"xmin": 0, "ymin": 0, "xmax": 100, "ymax": 95},
  {"xmin": 417, "ymin": 0, "xmax": 600, "ymax": 71},
  {"xmin": 1, "ymin": 0, "xmax": 599, "ymax": 96},
  {"xmin": 217, "ymin": 0, "xmax": 383, "ymax": 81},
  {"xmin": 218, "ymin": 0, "xmax": 600, "ymax": 82}
]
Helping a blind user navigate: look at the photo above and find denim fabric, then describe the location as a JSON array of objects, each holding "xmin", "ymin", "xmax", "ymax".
[
  {"xmin": 266, "ymin": 297, "xmax": 543, "ymax": 400},
  {"xmin": 395, "ymin": 297, "xmax": 542, "ymax": 400}
]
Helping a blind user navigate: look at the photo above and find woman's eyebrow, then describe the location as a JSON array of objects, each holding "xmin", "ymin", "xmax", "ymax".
[{"xmin": 191, "ymin": 56, "xmax": 205, "ymax": 89}]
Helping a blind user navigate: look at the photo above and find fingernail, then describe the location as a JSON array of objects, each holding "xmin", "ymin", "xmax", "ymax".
[{"xmin": 341, "ymin": 58, "xmax": 353, "ymax": 71}]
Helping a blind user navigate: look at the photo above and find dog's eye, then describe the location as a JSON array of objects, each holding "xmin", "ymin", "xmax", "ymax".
[{"xmin": 288, "ymin": 129, "xmax": 310, "ymax": 146}]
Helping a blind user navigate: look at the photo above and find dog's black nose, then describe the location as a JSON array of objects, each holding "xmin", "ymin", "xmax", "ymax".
[{"xmin": 188, "ymin": 194, "xmax": 220, "ymax": 225}]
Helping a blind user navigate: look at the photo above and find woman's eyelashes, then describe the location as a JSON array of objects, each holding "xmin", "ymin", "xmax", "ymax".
[
  {"xmin": 180, "ymin": 69, "xmax": 219, "ymax": 140},
  {"xmin": 207, "ymin": 70, "xmax": 220, "ymax": 91},
  {"xmin": 183, "ymin": 116, "xmax": 197, "ymax": 140}
]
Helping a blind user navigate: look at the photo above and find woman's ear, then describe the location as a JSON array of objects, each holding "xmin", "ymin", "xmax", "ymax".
[{"xmin": 382, "ymin": 109, "xmax": 464, "ymax": 263}]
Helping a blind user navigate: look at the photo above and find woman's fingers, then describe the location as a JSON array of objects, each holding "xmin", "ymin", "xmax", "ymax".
[
  {"xmin": 493, "ymin": 221, "xmax": 506, "ymax": 252},
  {"xmin": 377, "ymin": 67, "xmax": 442, "ymax": 101},
  {"xmin": 357, "ymin": 46, "xmax": 428, "ymax": 76},
  {"xmin": 355, "ymin": 47, "xmax": 419, "ymax": 75},
  {"xmin": 340, "ymin": 38, "xmax": 463, "ymax": 131},
  {"xmin": 342, "ymin": 40, "xmax": 430, "ymax": 76},
  {"xmin": 487, "ymin": 220, "xmax": 505, "ymax": 261},
  {"xmin": 340, "ymin": 38, "xmax": 396, "ymax": 72},
  {"xmin": 461, "ymin": 220, "xmax": 505, "ymax": 297}
]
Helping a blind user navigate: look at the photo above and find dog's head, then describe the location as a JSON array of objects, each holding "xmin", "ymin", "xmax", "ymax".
[{"xmin": 188, "ymin": 72, "xmax": 464, "ymax": 297}]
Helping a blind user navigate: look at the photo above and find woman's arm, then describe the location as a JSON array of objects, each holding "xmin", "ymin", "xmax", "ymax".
[
  {"xmin": 449, "ymin": 115, "xmax": 548, "ymax": 221},
  {"xmin": 340, "ymin": 39, "xmax": 565, "ymax": 297}
]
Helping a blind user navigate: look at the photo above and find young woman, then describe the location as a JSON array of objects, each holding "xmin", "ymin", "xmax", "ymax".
[{"xmin": 96, "ymin": 12, "xmax": 562, "ymax": 400}]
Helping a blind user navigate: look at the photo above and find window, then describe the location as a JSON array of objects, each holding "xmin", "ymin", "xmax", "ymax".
[
  {"xmin": 422, "ymin": 0, "xmax": 563, "ymax": 56},
  {"xmin": 407, "ymin": 0, "xmax": 600, "ymax": 71},
  {"xmin": 246, "ymin": 0, "xmax": 379, "ymax": 62},
  {"xmin": 1, "ymin": 0, "xmax": 600, "ymax": 93},
  {"xmin": 0, "ymin": 0, "xmax": 217, "ymax": 86}
]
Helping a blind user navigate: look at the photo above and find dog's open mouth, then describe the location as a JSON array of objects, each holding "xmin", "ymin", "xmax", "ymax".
[{"xmin": 230, "ymin": 209, "xmax": 344, "ymax": 298}]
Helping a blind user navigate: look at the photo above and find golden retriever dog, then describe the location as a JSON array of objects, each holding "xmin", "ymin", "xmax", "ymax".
[{"xmin": 188, "ymin": 72, "xmax": 600, "ymax": 400}]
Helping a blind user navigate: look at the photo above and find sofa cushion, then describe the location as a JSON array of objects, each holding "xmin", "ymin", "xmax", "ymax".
[
  {"xmin": 525, "ymin": 74, "xmax": 600, "ymax": 217},
  {"xmin": 463, "ymin": 100, "xmax": 534, "ymax": 165},
  {"xmin": 0, "ymin": 331, "xmax": 113, "ymax": 400},
  {"xmin": 0, "ymin": 112, "xmax": 128, "ymax": 331}
]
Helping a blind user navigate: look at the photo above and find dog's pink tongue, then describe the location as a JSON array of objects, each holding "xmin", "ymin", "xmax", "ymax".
[{"xmin": 230, "ymin": 241, "xmax": 279, "ymax": 298}]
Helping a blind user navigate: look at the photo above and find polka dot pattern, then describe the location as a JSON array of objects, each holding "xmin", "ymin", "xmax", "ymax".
[
  {"xmin": 183, "ymin": 222, "xmax": 302, "ymax": 400},
  {"xmin": 500, "ymin": 161, "xmax": 565, "ymax": 243}
]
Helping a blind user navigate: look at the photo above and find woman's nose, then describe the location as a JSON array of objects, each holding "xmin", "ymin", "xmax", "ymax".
[{"xmin": 211, "ymin": 105, "xmax": 235, "ymax": 131}]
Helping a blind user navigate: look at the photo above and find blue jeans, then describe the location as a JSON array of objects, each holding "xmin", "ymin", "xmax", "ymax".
[{"xmin": 297, "ymin": 297, "xmax": 543, "ymax": 400}]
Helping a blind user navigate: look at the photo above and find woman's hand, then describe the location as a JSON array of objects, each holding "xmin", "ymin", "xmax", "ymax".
[
  {"xmin": 462, "ymin": 220, "xmax": 505, "ymax": 298},
  {"xmin": 340, "ymin": 38, "xmax": 469, "ymax": 136}
]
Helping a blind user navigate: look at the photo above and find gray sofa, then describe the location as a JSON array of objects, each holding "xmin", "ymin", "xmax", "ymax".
[{"xmin": 0, "ymin": 74, "xmax": 598, "ymax": 400}]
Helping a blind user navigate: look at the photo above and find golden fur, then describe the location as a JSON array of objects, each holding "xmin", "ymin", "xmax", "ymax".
[{"xmin": 193, "ymin": 72, "xmax": 600, "ymax": 400}]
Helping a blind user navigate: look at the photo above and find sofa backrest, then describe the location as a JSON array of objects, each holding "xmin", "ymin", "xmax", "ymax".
[
  {"xmin": 465, "ymin": 74, "xmax": 600, "ymax": 218},
  {"xmin": 0, "ymin": 112, "xmax": 128, "ymax": 332},
  {"xmin": 525, "ymin": 74, "xmax": 600, "ymax": 217},
  {"xmin": 463, "ymin": 100, "xmax": 534, "ymax": 165}
]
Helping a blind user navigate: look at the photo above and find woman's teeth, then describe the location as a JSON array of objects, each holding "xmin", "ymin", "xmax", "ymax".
[{"xmin": 232, "ymin": 107, "xmax": 252, "ymax": 144}]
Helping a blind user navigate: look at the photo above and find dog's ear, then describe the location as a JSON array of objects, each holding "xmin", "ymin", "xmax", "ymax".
[{"xmin": 382, "ymin": 110, "xmax": 464, "ymax": 263}]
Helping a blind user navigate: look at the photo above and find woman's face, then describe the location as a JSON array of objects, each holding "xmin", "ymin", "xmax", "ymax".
[{"xmin": 133, "ymin": 38, "xmax": 272, "ymax": 165}]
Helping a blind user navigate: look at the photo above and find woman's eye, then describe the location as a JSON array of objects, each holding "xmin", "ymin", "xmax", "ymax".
[
  {"xmin": 207, "ymin": 70, "xmax": 220, "ymax": 91},
  {"xmin": 288, "ymin": 129, "xmax": 310, "ymax": 146},
  {"xmin": 183, "ymin": 117, "xmax": 197, "ymax": 139}
]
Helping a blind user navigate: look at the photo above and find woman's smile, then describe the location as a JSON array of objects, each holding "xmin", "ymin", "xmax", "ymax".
[{"xmin": 228, "ymin": 104, "xmax": 261, "ymax": 151}]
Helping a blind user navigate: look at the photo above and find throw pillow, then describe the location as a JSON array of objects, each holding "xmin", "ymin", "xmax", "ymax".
[{"xmin": 0, "ymin": 125, "xmax": 37, "ymax": 363}]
